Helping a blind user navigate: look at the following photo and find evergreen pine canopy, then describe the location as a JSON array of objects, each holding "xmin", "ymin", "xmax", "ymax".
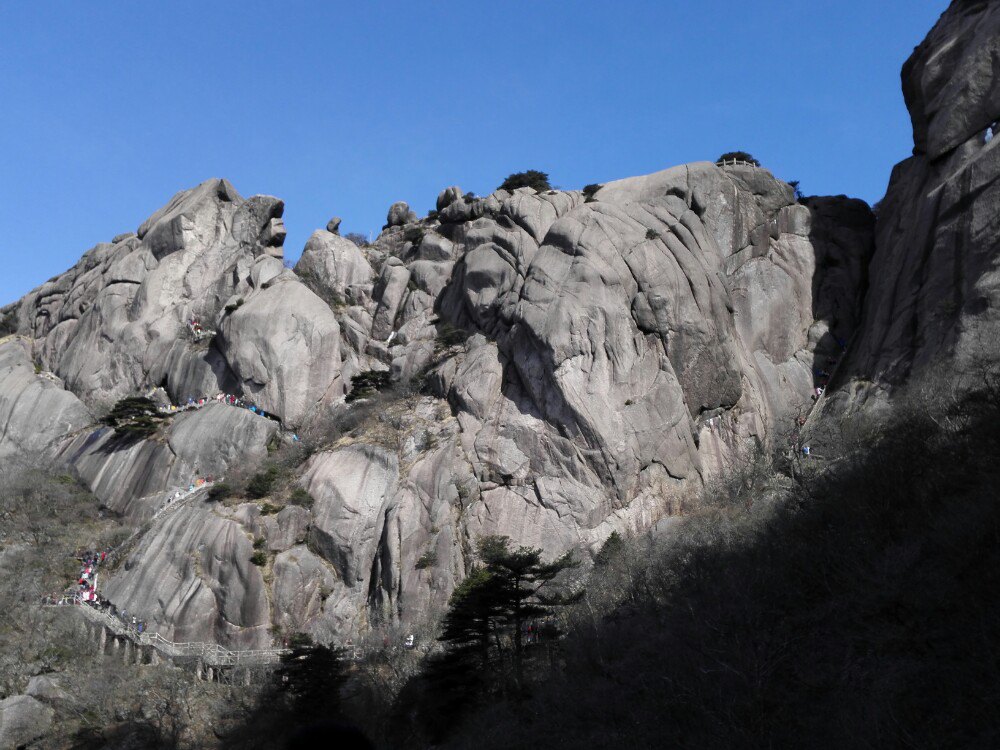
[{"xmin": 498, "ymin": 170, "xmax": 552, "ymax": 193}]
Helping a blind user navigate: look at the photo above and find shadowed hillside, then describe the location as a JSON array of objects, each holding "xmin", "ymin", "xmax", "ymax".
[{"xmin": 404, "ymin": 377, "xmax": 1000, "ymax": 749}]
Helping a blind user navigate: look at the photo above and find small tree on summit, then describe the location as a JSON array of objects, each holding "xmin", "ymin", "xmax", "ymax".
[
  {"xmin": 498, "ymin": 170, "xmax": 552, "ymax": 193},
  {"xmin": 717, "ymin": 150, "xmax": 760, "ymax": 166}
]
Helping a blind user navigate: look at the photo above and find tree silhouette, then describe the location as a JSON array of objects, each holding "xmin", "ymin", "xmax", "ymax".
[{"xmin": 498, "ymin": 170, "xmax": 552, "ymax": 192}]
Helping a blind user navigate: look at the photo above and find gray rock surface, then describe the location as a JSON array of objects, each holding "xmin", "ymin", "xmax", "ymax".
[
  {"xmin": 0, "ymin": 157, "xmax": 879, "ymax": 647},
  {"xmin": 58, "ymin": 402, "xmax": 277, "ymax": 521},
  {"xmin": 436, "ymin": 186, "xmax": 463, "ymax": 212},
  {"xmin": 217, "ymin": 274, "xmax": 344, "ymax": 427},
  {"xmin": 4, "ymin": 178, "xmax": 344, "ymax": 427},
  {"xmin": 904, "ymin": 0, "xmax": 1000, "ymax": 160},
  {"xmin": 0, "ymin": 338, "xmax": 93, "ymax": 461},
  {"xmin": 387, "ymin": 201, "xmax": 417, "ymax": 227},
  {"xmin": 104, "ymin": 504, "xmax": 272, "ymax": 649},
  {"xmin": 26, "ymin": 674, "xmax": 67, "ymax": 702},
  {"xmin": 294, "ymin": 229, "xmax": 374, "ymax": 298},
  {"xmin": 0, "ymin": 694, "xmax": 53, "ymax": 749}
]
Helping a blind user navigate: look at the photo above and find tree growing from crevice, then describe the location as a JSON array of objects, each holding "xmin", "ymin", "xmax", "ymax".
[
  {"xmin": 0, "ymin": 311, "xmax": 16, "ymax": 337},
  {"xmin": 346, "ymin": 369, "xmax": 391, "ymax": 403},
  {"xmin": 102, "ymin": 396, "xmax": 166, "ymax": 440}
]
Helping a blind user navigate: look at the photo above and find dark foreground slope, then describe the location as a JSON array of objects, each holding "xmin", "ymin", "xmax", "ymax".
[{"xmin": 414, "ymin": 380, "xmax": 1000, "ymax": 750}]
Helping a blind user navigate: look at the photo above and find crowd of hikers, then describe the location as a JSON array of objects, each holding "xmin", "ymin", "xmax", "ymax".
[
  {"xmin": 186, "ymin": 317, "xmax": 214, "ymax": 342},
  {"xmin": 157, "ymin": 391, "xmax": 282, "ymax": 424},
  {"xmin": 41, "ymin": 549, "xmax": 149, "ymax": 636},
  {"xmin": 165, "ymin": 475, "xmax": 218, "ymax": 504}
]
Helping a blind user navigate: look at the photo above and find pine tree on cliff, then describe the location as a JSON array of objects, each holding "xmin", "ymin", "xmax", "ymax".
[
  {"xmin": 274, "ymin": 633, "xmax": 349, "ymax": 721},
  {"xmin": 438, "ymin": 536, "xmax": 576, "ymax": 687},
  {"xmin": 399, "ymin": 538, "xmax": 576, "ymax": 744},
  {"xmin": 475, "ymin": 535, "xmax": 577, "ymax": 682},
  {"xmin": 224, "ymin": 633, "xmax": 349, "ymax": 749}
]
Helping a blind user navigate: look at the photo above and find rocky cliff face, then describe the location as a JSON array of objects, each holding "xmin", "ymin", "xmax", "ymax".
[
  {"xmin": 2, "ymin": 0, "xmax": 992, "ymax": 651},
  {"xmin": 824, "ymin": 0, "xmax": 1000, "ymax": 417},
  {"xmin": 0, "ymin": 161, "xmax": 872, "ymax": 647},
  {"xmin": 6, "ymin": 179, "xmax": 343, "ymax": 425}
]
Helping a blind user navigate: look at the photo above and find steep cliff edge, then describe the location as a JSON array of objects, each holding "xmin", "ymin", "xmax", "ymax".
[{"xmin": 824, "ymin": 0, "xmax": 1000, "ymax": 418}]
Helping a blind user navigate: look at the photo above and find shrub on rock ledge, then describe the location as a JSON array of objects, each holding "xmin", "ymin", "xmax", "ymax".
[
  {"xmin": 0, "ymin": 312, "xmax": 15, "ymax": 337},
  {"xmin": 498, "ymin": 170, "xmax": 551, "ymax": 193},
  {"xmin": 435, "ymin": 323, "xmax": 470, "ymax": 352},
  {"xmin": 102, "ymin": 396, "xmax": 165, "ymax": 440},
  {"xmin": 346, "ymin": 369, "xmax": 391, "ymax": 403},
  {"xmin": 247, "ymin": 466, "xmax": 282, "ymax": 498}
]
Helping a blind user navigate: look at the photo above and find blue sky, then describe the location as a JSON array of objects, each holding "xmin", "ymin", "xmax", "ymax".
[{"xmin": 0, "ymin": 0, "xmax": 948, "ymax": 306}]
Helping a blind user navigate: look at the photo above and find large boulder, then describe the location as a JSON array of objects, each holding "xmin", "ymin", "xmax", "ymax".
[
  {"xmin": 294, "ymin": 230, "xmax": 374, "ymax": 298},
  {"xmin": 386, "ymin": 201, "xmax": 417, "ymax": 227},
  {"xmin": 436, "ymin": 185, "xmax": 463, "ymax": 212},
  {"xmin": 904, "ymin": 0, "xmax": 1000, "ymax": 160},
  {"xmin": 0, "ymin": 695, "xmax": 54, "ymax": 748},
  {"xmin": 217, "ymin": 274, "xmax": 344, "ymax": 427},
  {"xmin": 0, "ymin": 158, "xmax": 880, "ymax": 649},
  {"xmin": 0, "ymin": 338, "xmax": 92, "ymax": 461},
  {"xmin": 104, "ymin": 505, "xmax": 272, "ymax": 649}
]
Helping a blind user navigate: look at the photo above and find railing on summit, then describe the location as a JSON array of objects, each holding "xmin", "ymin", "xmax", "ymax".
[{"xmin": 716, "ymin": 159, "xmax": 760, "ymax": 168}]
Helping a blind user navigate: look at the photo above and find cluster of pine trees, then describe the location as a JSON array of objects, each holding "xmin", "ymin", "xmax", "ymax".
[{"xmin": 396, "ymin": 537, "xmax": 577, "ymax": 743}]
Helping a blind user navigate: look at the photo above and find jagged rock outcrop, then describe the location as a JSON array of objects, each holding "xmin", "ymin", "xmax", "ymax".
[
  {"xmin": 5, "ymin": 179, "xmax": 343, "ymax": 426},
  {"xmin": 216, "ymin": 273, "xmax": 345, "ymax": 427},
  {"xmin": 273, "ymin": 160, "xmax": 874, "ymax": 631},
  {"xmin": 821, "ymin": 0, "xmax": 1000, "ymax": 421},
  {"xmin": 0, "ymin": 5, "xmax": 994, "ymax": 708}
]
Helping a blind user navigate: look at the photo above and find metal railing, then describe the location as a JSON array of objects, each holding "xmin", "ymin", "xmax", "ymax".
[
  {"xmin": 716, "ymin": 159, "xmax": 760, "ymax": 168},
  {"xmin": 61, "ymin": 602, "xmax": 287, "ymax": 667}
]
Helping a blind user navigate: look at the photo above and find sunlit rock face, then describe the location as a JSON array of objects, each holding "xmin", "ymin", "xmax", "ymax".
[
  {"xmin": 0, "ymin": 155, "xmax": 875, "ymax": 646},
  {"xmin": 8, "ymin": 178, "xmax": 342, "ymax": 426}
]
